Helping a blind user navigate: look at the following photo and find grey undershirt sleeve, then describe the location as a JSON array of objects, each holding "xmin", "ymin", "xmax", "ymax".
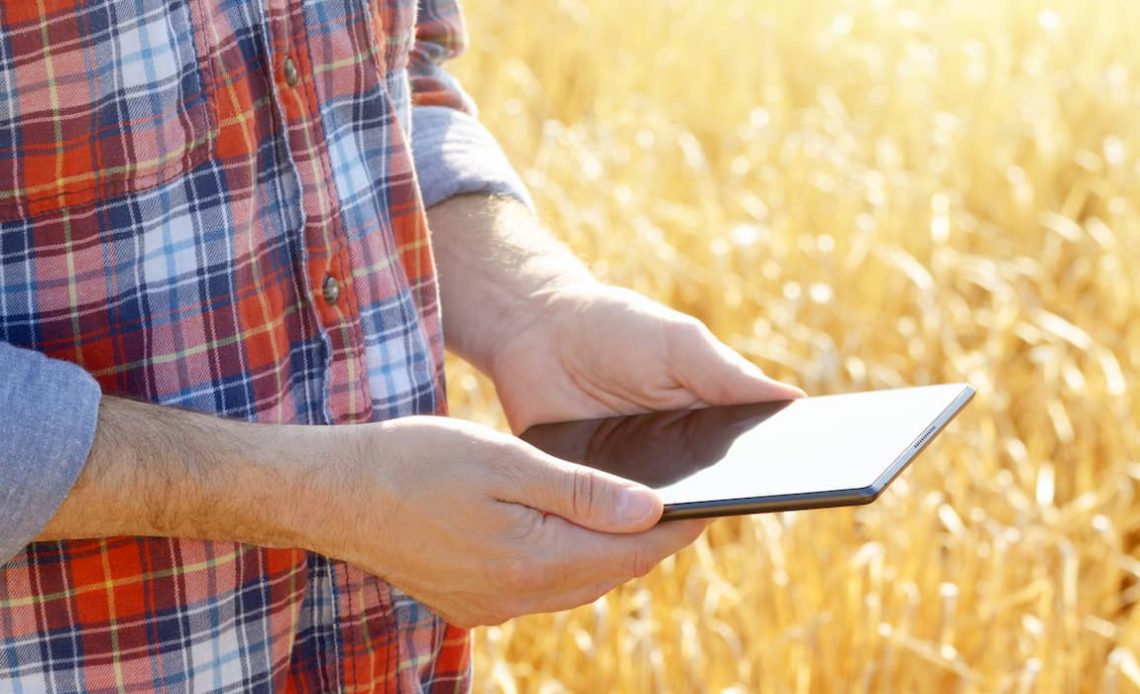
[
  {"xmin": 412, "ymin": 105, "xmax": 535, "ymax": 213},
  {"xmin": 0, "ymin": 342, "xmax": 100, "ymax": 564}
]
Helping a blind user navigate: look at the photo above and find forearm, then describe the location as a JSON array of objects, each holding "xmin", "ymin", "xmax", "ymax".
[
  {"xmin": 429, "ymin": 194, "xmax": 598, "ymax": 372},
  {"xmin": 35, "ymin": 396, "xmax": 699, "ymax": 629},
  {"xmin": 35, "ymin": 396, "xmax": 315, "ymax": 549}
]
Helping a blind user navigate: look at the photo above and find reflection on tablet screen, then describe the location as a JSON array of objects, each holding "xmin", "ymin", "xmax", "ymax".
[{"xmin": 521, "ymin": 401, "xmax": 792, "ymax": 487}]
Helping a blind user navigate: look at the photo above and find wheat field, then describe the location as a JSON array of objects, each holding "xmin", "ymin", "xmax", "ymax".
[{"xmin": 443, "ymin": 0, "xmax": 1140, "ymax": 691}]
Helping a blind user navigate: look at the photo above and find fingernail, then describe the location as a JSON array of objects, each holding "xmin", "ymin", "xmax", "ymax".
[{"xmin": 617, "ymin": 488, "xmax": 657, "ymax": 524}]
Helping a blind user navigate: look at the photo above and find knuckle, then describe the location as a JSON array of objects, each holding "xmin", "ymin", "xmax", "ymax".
[
  {"xmin": 672, "ymin": 315, "xmax": 709, "ymax": 343},
  {"xmin": 492, "ymin": 442, "xmax": 559, "ymax": 503},
  {"xmin": 571, "ymin": 467, "xmax": 600, "ymax": 520},
  {"xmin": 483, "ymin": 605, "xmax": 516, "ymax": 627},
  {"xmin": 486, "ymin": 442, "xmax": 525, "ymax": 485},
  {"xmin": 626, "ymin": 548, "xmax": 657, "ymax": 580},
  {"xmin": 665, "ymin": 316, "xmax": 713, "ymax": 359},
  {"xmin": 450, "ymin": 614, "xmax": 479, "ymax": 630},
  {"xmin": 584, "ymin": 580, "xmax": 617, "ymax": 606}
]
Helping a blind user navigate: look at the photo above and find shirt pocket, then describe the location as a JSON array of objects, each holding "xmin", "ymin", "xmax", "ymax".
[{"xmin": 0, "ymin": 0, "xmax": 217, "ymax": 219}]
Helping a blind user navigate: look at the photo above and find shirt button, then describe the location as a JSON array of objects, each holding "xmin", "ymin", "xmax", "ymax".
[
  {"xmin": 322, "ymin": 275, "xmax": 340, "ymax": 305},
  {"xmin": 283, "ymin": 57, "xmax": 299, "ymax": 87}
]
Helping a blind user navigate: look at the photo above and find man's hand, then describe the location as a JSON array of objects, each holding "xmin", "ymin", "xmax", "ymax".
[
  {"xmin": 426, "ymin": 194, "xmax": 803, "ymax": 622},
  {"xmin": 428, "ymin": 195, "xmax": 804, "ymax": 433},
  {"xmin": 317, "ymin": 416, "xmax": 706, "ymax": 627},
  {"xmin": 37, "ymin": 397, "xmax": 705, "ymax": 628},
  {"xmin": 487, "ymin": 284, "xmax": 804, "ymax": 432},
  {"xmin": 35, "ymin": 197, "xmax": 798, "ymax": 632}
]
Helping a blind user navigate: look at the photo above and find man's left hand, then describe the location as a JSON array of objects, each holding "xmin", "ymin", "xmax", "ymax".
[{"xmin": 486, "ymin": 283, "xmax": 805, "ymax": 433}]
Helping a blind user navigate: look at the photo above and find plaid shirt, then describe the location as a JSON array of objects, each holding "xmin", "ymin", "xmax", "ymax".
[{"xmin": 0, "ymin": 0, "xmax": 500, "ymax": 690}]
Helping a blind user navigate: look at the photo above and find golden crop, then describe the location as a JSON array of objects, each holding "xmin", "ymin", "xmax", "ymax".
[{"xmin": 446, "ymin": 0, "xmax": 1140, "ymax": 691}]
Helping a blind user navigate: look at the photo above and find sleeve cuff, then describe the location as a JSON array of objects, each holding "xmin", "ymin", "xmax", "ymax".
[
  {"xmin": 412, "ymin": 105, "xmax": 535, "ymax": 213},
  {"xmin": 0, "ymin": 343, "xmax": 101, "ymax": 564}
]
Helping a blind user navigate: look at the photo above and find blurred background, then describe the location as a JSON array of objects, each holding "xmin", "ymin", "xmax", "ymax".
[{"xmin": 444, "ymin": 0, "xmax": 1140, "ymax": 691}]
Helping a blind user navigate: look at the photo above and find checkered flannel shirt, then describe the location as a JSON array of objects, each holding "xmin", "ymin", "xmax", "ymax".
[{"xmin": 0, "ymin": 0, "xmax": 527, "ymax": 690}]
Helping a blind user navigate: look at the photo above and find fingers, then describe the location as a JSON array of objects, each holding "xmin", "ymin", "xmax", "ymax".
[
  {"xmin": 512, "ymin": 578, "xmax": 625, "ymax": 618},
  {"xmin": 436, "ymin": 503, "xmax": 707, "ymax": 627},
  {"xmin": 495, "ymin": 447, "xmax": 664, "ymax": 533},
  {"xmin": 671, "ymin": 319, "xmax": 806, "ymax": 405},
  {"xmin": 495, "ymin": 513, "xmax": 708, "ymax": 609},
  {"xmin": 538, "ymin": 517, "xmax": 708, "ymax": 588}
]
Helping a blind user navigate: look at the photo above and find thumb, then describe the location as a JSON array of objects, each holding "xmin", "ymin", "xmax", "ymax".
[
  {"xmin": 506, "ymin": 451, "xmax": 664, "ymax": 533},
  {"xmin": 677, "ymin": 324, "xmax": 806, "ymax": 405}
]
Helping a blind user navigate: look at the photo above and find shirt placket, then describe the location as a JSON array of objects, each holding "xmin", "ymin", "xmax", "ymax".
[{"xmin": 259, "ymin": 0, "xmax": 373, "ymax": 426}]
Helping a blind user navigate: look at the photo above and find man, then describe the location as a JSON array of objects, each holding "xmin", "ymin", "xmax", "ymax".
[{"xmin": 0, "ymin": 0, "xmax": 800, "ymax": 690}]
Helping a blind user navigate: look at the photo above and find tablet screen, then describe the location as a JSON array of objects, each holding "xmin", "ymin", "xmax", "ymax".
[{"xmin": 520, "ymin": 384, "xmax": 973, "ymax": 510}]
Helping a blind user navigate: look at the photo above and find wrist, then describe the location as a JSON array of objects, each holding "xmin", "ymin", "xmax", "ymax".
[
  {"xmin": 282, "ymin": 417, "xmax": 430, "ymax": 576},
  {"xmin": 451, "ymin": 262, "xmax": 601, "ymax": 375},
  {"xmin": 201, "ymin": 417, "xmax": 323, "ymax": 551},
  {"xmin": 428, "ymin": 194, "xmax": 599, "ymax": 372}
]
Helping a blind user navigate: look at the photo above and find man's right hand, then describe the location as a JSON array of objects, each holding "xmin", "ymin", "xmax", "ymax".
[
  {"xmin": 37, "ymin": 397, "xmax": 707, "ymax": 628},
  {"xmin": 308, "ymin": 415, "xmax": 707, "ymax": 628}
]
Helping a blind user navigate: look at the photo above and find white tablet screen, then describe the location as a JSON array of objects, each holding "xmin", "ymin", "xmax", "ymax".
[{"xmin": 520, "ymin": 384, "xmax": 972, "ymax": 508}]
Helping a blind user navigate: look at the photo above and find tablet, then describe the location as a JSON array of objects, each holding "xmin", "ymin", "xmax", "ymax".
[{"xmin": 519, "ymin": 383, "xmax": 974, "ymax": 520}]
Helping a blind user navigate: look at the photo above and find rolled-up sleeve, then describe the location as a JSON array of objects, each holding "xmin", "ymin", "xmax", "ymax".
[
  {"xmin": 0, "ymin": 342, "xmax": 101, "ymax": 564},
  {"xmin": 409, "ymin": 0, "xmax": 534, "ymax": 211}
]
